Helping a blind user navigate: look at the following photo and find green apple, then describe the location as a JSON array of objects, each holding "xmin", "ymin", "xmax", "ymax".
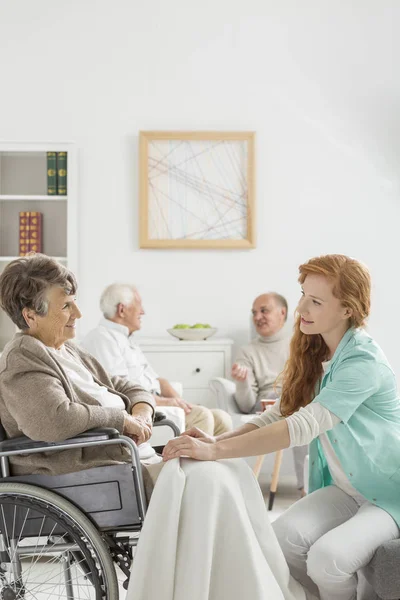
[
  {"xmin": 173, "ymin": 324, "xmax": 191, "ymax": 329},
  {"xmin": 191, "ymin": 323, "xmax": 206, "ymax": 329},
  {"xmin": 202, "ymin": 324, "xmax": 211, "ymax": 328}
]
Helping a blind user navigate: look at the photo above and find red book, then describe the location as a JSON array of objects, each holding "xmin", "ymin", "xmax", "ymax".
[
  {"xmin": 19, "ymin": 212, "xmax": 30, "ymax": 256},
  {"xmin": 29, "ymin": 212, "xmax": 43, "ymax": 253}
]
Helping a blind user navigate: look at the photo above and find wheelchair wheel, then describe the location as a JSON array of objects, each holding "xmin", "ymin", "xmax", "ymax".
[{"xmin": 0, "ymin": 482, "xmax": 118, "ymax": 599}]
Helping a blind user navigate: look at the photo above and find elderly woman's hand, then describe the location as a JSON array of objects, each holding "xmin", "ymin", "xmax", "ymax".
[
  {"xmin": 162, "ymin": 434, "xmax": 218, "ymax": 462},
  {"xmin": 123, "ymin": 413, "xmax": 152, "ymax": 445}
]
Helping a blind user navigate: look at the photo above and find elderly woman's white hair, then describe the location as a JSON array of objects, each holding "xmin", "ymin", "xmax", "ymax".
[{"xmin": 100, "ymin": 283, "xmax": 139, "ymax": 318}]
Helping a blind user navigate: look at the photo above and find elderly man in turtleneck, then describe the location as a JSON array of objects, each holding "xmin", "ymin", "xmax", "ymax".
[{"xmin": 231, "ymin": 292, "xmax": 308, "ymax": 496}]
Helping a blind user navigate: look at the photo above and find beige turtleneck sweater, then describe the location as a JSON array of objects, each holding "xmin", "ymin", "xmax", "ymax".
[{"xmin": 234, "ymin": 327, "xmax": 290, "ymax": 413}]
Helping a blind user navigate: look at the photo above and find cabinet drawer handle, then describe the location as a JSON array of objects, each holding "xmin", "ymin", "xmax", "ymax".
[{"xmin": 195, "ymin": 368, "xmax": 201, "ymax": 373}]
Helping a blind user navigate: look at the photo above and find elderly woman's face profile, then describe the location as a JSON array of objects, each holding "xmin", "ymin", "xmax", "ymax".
[{"xmin": 26, "ymin": 286, "xmax": 82, "ymax": 349}]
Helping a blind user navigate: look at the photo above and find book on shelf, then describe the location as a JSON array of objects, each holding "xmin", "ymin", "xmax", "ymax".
[
  {"xmin": 29, "ymin": 212, "xmax": 43, "ymax": 253},
  {"xmin": 19, "ymin": 212, "xmax": 43, "ymax": 255},
  {"xmin": 57, "ymin": 151, "xmax": 67, "ymax": 195},
  {"xmin": 19, "ymin": 212, "xmax": 30, "ymax": 256},
  {"xmin": 47, "ymin": 152, "xmax": 57, "ymax": 195}
]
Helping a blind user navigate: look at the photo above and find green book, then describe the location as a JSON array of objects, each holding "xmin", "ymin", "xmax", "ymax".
[
  {"xmin": 57, "ymin": 152, "xmax": 67, "ymax": 195},
  {"xmin": 47, "ymin": 152, "xmax": 57, "ymax": 195}
]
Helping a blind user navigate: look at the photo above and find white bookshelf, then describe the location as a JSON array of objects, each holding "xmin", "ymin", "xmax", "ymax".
[
  {"xmin": 0, "ymin": 141, "xmax": 78, "ymax": 350},
  {"xmin": 0, "ymin": 195, "xmax": 67, "ymax": 201},
  {"xmin": 0, "ymin": 256, "xmax": 68, "ymax": 261}
]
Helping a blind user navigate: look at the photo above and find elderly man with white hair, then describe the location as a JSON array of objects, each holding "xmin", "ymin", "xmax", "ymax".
[{"xmin": 82, "ymin": 283, "xmax": 232, "ymax": 437}]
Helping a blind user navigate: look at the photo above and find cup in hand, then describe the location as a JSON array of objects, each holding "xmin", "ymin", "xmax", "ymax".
[{"xmin": 260, "ymin": 399, "xmax": 276, "ymax": 412}]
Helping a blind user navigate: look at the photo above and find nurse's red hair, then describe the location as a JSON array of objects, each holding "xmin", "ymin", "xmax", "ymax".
[{"xmin": 279, "ymin": 254, "xmax": 371, "ymax": 417}]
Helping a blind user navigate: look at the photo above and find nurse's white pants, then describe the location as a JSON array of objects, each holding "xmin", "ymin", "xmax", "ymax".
[{"xmin": 272, "ymin": 485, "xmax": 399, "ymax": 600}]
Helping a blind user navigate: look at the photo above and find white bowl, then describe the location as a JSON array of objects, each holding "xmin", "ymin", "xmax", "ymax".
[{"xmin": 167, "ymin": 328, "xmax": 217, "ymax": 341}]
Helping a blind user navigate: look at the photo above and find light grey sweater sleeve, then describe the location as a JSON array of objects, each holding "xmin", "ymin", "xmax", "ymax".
[
  {"xmin": 286, "ymin": 402, "xmax": 341, "ymax": 447},
  {"xmin": 246, "ymin": 399, "xmax": 340, "ymax": 448},
  {"xmin": 233, "ymin": 347, "xmax": 259, "ymax": 413}
]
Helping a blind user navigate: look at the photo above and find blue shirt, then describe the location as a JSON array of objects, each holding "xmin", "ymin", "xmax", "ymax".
[{"xmin": 308, "ymin": 327, "xmax": 400, "ymax": 526}]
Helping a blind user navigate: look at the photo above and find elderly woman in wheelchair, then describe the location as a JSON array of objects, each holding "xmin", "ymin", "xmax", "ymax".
[
  {"xmin": 0, "ymin": 254, "xmax": 344, "ymax": 600},
  {"xmin": 0, "ymin": 254, "xmax": 178, "ymax": 599}
]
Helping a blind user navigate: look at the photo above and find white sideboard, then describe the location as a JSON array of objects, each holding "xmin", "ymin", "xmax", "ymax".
[{"xmin": 138, "ymin": 337, "xmax": 234, "ymax": 407}]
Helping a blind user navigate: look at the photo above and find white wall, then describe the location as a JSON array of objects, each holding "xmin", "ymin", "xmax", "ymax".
[{"xmin": 1, "ymin": 0, "xmax": 399, "ymax": 373}]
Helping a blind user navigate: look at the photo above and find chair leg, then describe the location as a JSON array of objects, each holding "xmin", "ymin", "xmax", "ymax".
[
  {"xmin": 253, "ymin": 454, "xmax": 265, "ymax": 479},
  {"xmin": 268, "ymin": 450, "xmax": 283, "ymax": 510}
]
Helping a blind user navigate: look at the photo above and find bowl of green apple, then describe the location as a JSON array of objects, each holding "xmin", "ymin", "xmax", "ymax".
[{"xmin": 167, "ymin": 323, "xmax": 217, "ymax": 341}]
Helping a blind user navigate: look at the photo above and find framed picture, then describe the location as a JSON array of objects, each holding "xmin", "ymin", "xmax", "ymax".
[{"xmin": 139, "ymin": 131, "xmax": 256, "ymax": 249}]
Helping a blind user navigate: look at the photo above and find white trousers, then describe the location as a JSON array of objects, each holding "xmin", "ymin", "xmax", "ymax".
[
  {"xmin": 292, "ymin": 445, "xmax": 308, "ymax": 490},
  {"xmin": 272, "ymin": 485, "xmax": 399, "ymax": 600}
]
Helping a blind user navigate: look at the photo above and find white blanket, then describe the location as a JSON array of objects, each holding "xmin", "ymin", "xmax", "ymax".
[{"xmin": 127, "ymin": 458, "xmax": 306, "ymax": 600}]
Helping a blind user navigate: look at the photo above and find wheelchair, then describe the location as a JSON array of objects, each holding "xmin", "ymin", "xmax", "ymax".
[{"xmin": 0, "ymin": 412, "xmax": 179, "ymax": 600}]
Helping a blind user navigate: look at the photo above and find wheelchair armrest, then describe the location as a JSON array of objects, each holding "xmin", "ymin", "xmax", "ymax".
[
  {"xmin": 153, "ymin": 416, "xmax": 180, "ymax": 437},
  {"xmin": 73, "ymin": 427, "xmax": 120, "ymax": 439},
  {"xmin": 0, "ymin": 427, "xmax": 121, "ymax": 453}
]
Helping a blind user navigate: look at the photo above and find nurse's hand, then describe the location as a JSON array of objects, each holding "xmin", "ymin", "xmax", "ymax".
[
  {"xmin": 181, "ymin": 427, "xmax": 216, "ymax": 444},
  {"xmin": 162, "ymin": 434, "xmax": 217, "ymax": 461}
]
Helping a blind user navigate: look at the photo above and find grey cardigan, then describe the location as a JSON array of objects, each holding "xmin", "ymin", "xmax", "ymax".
[{"xmin": 0, "ymin": 333, "xmax": 156, "ymax": 476}]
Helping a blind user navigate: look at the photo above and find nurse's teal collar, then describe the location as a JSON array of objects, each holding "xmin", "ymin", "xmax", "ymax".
[{"xmin": 322, "ymin": 327, "xmax": 355, "ymax": 377}]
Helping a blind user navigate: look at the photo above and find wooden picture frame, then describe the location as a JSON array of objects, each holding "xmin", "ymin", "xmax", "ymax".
[{"xmin": 139, "ymin": 131, "xmax": 256, "ymax": 249}]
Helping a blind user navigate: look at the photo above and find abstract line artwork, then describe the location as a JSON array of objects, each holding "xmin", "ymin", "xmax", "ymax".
[{"xmin": 139, "ymin": 131, "xmax": 255, "ymax": 249}]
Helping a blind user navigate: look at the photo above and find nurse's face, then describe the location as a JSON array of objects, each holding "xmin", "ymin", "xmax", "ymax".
[{"xmin": 297, "ymin": 274, "xmax": 350, "ymax": 336}]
